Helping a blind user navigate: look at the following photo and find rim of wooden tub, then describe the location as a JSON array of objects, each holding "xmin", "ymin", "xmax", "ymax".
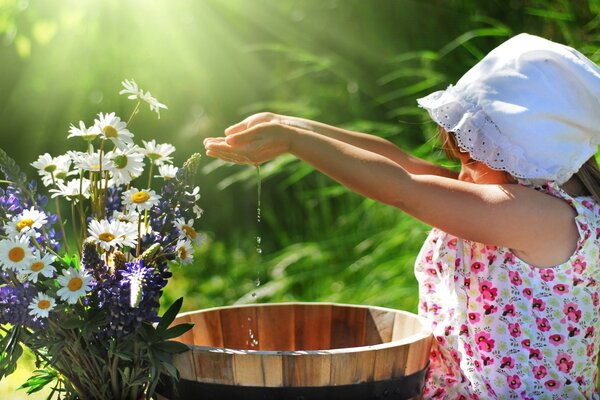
[{"xmin": 169, "ymin": 302, "xmax": 434, "ymax": 388}]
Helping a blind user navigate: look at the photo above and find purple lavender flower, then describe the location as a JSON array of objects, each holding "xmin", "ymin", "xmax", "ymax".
[
  {"xmin": 95, "ymin": 259, "xmax": 168, "ymax": 337},
  {"xmin": 0, "ymin": 283, "xmax": 44, "ymax": 329}
]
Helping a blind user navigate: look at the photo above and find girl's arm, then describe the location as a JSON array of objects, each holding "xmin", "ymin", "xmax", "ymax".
[
  {"xmin": 204, "ymin": 122, "xmax": 579, "ymax": 268},
  {"xmin": 224, "ymin": 113, "xmax": 457, "ymax": 179}
]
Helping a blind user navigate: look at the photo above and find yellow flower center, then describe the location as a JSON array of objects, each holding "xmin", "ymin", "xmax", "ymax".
[
  {"xmin": 17, "ymin": 218, "xmax": 34, "ymax": 232},
  {"xmin": 44, "ymin": 164, "xmax": 57, "ymax": 173},
  {"xmin": 131, "ymin": 191, "xmax": 150, "ymax": 204},
  {"xmin": 98, "ymin": 232, "xmax": 115, "ymax": 242},
  {"xmin": 38, "ymin": 299, "xmax": 51, "ymax": 310},
  {"xmin": 68, "ymin": 277, "xmax": 83, "ymax": 292},
  {"xmin": 179, "ymin": 247, "xmax": 188, "ymax": 260},
  {"xmin": 182, "ymin": 225, "xmax": 196, "ymax": 239},
  {"xmin": 103, "ymin": 125, "xmax": 118, "ymax": 138},
  {"xmin": 31, "ymin": 261, "xmax": 45, "ymax": 272},
  {"xmin": 8, "ymin": 247, "xmax": 25, "ymax": 262},
  {"xmin": 147, "ymin": 153, "xmax": 161, "ymax": 161}
]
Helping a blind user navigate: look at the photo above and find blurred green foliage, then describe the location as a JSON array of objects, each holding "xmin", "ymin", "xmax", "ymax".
[{"xmin": 2, "ymin": 0, "xmax": 600, "ymax": 397}]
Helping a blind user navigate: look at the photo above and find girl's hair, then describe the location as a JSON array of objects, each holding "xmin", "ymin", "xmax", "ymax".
[{"xmin": 438, "ymin": 126, "xmax": 600, "ymax": 203}]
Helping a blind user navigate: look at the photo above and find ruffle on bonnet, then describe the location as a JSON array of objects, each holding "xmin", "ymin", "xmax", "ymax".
[{"xmin": 418, "ymin": 33, "xmax": 600, "ymax": 186}]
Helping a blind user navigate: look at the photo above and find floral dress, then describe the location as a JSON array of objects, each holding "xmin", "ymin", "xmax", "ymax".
[{"xmin": 414, "ymin": 183, "xmax": 600, "ymax": 399}]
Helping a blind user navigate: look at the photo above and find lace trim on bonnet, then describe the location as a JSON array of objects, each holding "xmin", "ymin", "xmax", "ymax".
[{"xmin": 418, "ymin": 87, "xmax": 561, "ymax": 187}]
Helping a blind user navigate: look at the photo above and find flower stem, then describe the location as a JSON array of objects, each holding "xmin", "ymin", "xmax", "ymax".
[
  {"xmin": 127, "ymin": 101, "xmax": 142, "ymax": 127},
  {"xmin": 51, "ymin": 174, "xmax": 70, "ymax": 254}
]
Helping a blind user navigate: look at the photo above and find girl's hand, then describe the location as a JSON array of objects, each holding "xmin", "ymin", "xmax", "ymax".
[
  {"xmin": 204, "ymin": 121, "xmax": 293, "ymax": 165},
  {"xmin": 224, "ymin": 112, "xmax": 289, "ymax": 136}
]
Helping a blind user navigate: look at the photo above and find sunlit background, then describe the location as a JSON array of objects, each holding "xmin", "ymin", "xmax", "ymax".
[{"xmin": 2, "ymin": 0, "xmax": 600, "ymax": 397}]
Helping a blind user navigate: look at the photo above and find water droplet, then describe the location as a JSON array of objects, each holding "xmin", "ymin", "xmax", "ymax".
[{"xmin": 255, "ymin": 278, "xmax": 261, "ymax": 287}]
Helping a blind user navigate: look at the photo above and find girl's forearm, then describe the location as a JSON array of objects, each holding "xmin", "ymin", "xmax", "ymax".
[
  {"xmin": 285, "ymin": 116, "xmax": 456, "ymax": 178},
  {"xmin": 287, "ymin": 127, "xmax": 413, "ymax": 208}
]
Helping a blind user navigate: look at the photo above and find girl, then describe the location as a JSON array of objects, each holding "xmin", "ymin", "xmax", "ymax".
[{"xmin": 204, "ymin": 33, "xmax": 600, "ymax": 399}]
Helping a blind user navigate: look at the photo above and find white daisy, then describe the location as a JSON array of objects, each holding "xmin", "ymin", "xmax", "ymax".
[
  {"xmin": 87, "ymin": 219, "xmax": 137, "ymax": 250},
  {"xmin": 69, "ymin": 150, "xmax": 113, "ymax": 173},
  {"xmin": 94, "ymin": 112, "xmax": 134, "ymax": 149},
  {"xmin": 49, "ymin": 178, "xmax": 91, "ymax": 202},
  {"xmin": 105, "ymin": 145, "xmax": 145, "ymax": 185},
  {"xmin": 0, "ymin": 236, "xmax": 33, "ymax": 272},
  {"xmin": 122, "ymin": 188, "xmax": 161, "ymax": 212},
  {"xmin": 67, "ymin": 120, "xmax": 100, "ymax": 141},
  {"xmin": 119, "ymin": 79, "xmax": 141, "ymax": 100},
  {"xmin": 119, "ymin": 79, "xmax": 168, "ymax": 119},
  {"xmin": 5, "ymin": 207, "xmax": 48, "ymax": 238},
  {"xmin": 56, "ymin": 267, "xmax": 92, "ymax": 304},
  {"xmin": 142, "ymin": 140, "xmax": 175, "ymax": 165},
  {"xmin": 31, "ymin": 154, "xmax": 73, "ymax": 187},
  {"xmin": 28, "ymin": 293, "xmax": 56, "ymax": 318},
  {"xmin": 156, "ymin": 164, "xmax": 178, "ymax": 180},
  {"xmin": 22, "ymin": 253, "xmax": 56, "ymax": 283},
  {"xmin": 112, "ymin": 210, "xmax": 139, "ymax": 224},
  {"xmin": 141, "ymin": 91, "xmax": 168, "ymax": 118},
  {"xmin": 186, "ymin": 186, "xmax": 203, "ymax": 218},
  {"xmin": 175, "ymin": 239, "xmax": 194, "ymax": 265},
  {"xmin": 173, "ymin": 218, "xmax": 203, "ymax": 245}
]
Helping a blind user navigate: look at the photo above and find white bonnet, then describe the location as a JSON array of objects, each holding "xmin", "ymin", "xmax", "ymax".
[{"xmin": 417, "ymin": 33, "xmax": 600, "ymax": 185}]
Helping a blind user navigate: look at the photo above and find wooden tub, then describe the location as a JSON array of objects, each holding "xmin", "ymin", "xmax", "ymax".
[{"xmin": 157, "ymin": 302, "xmax": 432, "ymax": 400}]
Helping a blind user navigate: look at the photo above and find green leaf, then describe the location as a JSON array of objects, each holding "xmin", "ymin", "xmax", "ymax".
[
  {"xmin": 161, "ymin": 323, "xmax": 193, "ymax": 341},
  {"xmin": 18, "ymin": 369, "xmax": 57, "ymax": 394},
  {"xmin": 156, "ymin": 297, "xmax": 184, "ymax": 333},
  {"xmin": 61, "ymin": 318, "xmax": 84, "ymax": 330},
  {"xmin": 152, "ymin": 341, "xmax": 189, "ymax": 354}
]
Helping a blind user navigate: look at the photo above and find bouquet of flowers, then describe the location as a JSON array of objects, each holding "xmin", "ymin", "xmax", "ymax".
[{"xmin": 0, "ymin": 80, "xmax": 204, "ymax": 399}]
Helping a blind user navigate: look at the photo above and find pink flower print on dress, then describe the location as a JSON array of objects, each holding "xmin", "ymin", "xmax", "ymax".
[
  {"xmin": 436, "ymin": 335, "xmax": 446, "ymax": 347},
  {"xmin": 470, "ymin": 261, "xmax": 485, "ymax": 274},
  {"xmin": 533, "ymin": 365, "xmax": 547, "ymax": 380},
  {"xmin": 532, "ymin": 298, "xmax": 546, "ymax": 311},
  {"xmin": 556, "ymin": 353, "xmax": 574, "ymax": 373},
  {"xmin": 529, "ymin": 348, "xmax": 543, "ymax": 360},
  {"xmin": 482, "ymin": 355, "xmax": 493, "ymax": 366},
  {"xmin": 459, "ymin": 324, "xmax": 468, "ymax": 336},
  {"xmin": 509, "ymin": 270, "xmax": 522, "ymax": 285},
  {"xmin": 521, "ymin": 338, "xmax": 531, "ymax": 349},
  {"xmin": 508, "ymin": 323, "xmax": 521, "ymax": 338},
  {"xmin": 568, "ymin": 325, "xmax": 580, "ymax": 337},
  {"xmin": 425, "ymin": 249, "xmax": 434, "ymax": 264},
  {"xmin": 549, "ymin": 334, "xmax": 565, "ymax": 346},
  {"xmin": 539, "ymin": 268, "xmax": 555, "ymax": 282},
  {"xmin": 502, "ymin": 304, "xmax": 515, "ymax": 317},
  {"xmin": 464, "ymin": 342, "xmax": 474, "ymax": 357},
  {"xmin": 483, "ymin": 304, "xmax": 498, "ymax": 315},
  {"xmin": 426, "ymin": 267, "xmax": 437, "ymax": 276},
  {"xmin": 468, "ymin": 312, "xmax": 481, "ymax": 323},
  {"xmin": 475, "ymin": 331, "xmax": 495, "ymax": 352},
  {"xmin": 474, "ymin": 359, "xmax": 482, "ymax": 371},
  {"xmin": 572, "ymin": 255, "xmax": 587, "ymax": 274},
  {"xmin": 582, "ymin": 199, "xmax": 594, "ymax": 210},
  {"xmin": 503, "ymin": 252, "xmax": 516, "ymax": 265},
  {"xmin": 587, "ymin": 343, "xmax": 595, "ymax": 357},
  {"xmin": 552, "ymin": 283, "xmax": 569, "ymax": 295},
  {"xmin": 564, "ymin": 302, "xmax": 582, "ymax": 322},
  {"xmin": 479, "ymin": 280, "xmax": 497, "ymax": 301},
  {"xmin": 585, "ymin": 326, "xmax": 594, "ymax": 339},
  {"xmin": 463, "ymin": 277, "xmax": 470, "ymax": 289},
  {"xmin": 500, "ymin": 356, "xmax": 515, "ymax": 369},
  {"xmin": 424, "ymin": 282, "xmax": 435, "ymax": 294},
  {"xmin": 536, "ymin": 317, "xmax": 551, "ymax": 332},
  {"xmin": 507, "ymin": 374, "xmax": 522, "ymax": 389},
  {"xmin": 430, "ymin": 388, "xmax": 446, "ymax": 398},
  {"xmin": 544, "ymin": 380, "xmax": 561, "ymax": 391},
  {"xmin": 522, "ymin": 287, "xmax": 533, "ymax": 299},
  {"xmin": 447, "ymin": 237, "xmax": 457, "ymax": 249}
]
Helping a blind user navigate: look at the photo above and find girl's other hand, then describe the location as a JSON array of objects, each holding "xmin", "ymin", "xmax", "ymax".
[
  {"xmin": 224, "ymin": 112, "xmax": 287, "ymax": 136},
  {"xmin": 204, "ymin": 121, "xmax": 293, "ymax": 165}
]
